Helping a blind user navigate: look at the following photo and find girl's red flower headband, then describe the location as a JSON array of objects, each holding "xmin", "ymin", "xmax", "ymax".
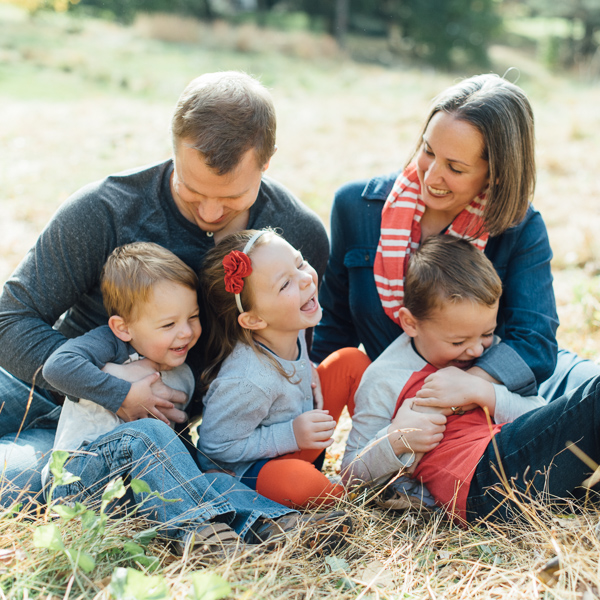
[{"xmin": 222, "ymin": 230, "xmax": 268, "ymax": 313}]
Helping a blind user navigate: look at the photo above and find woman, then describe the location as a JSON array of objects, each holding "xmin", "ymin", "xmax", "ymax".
[
  {"xmin": 312, "ymin": 73, "xmax": 598, "ymax": 403},
  {"xmin": 313, "ymin": 73, "xmax": 600, "ymax": 521}
]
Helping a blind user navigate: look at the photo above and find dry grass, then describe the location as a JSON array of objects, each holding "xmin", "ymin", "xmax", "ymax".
[
  {"xmin": 5, "ymin": 475, "xmax": 600, "ymax": 599},
  {"xmin": 2, "ymin": 5, "xmax": 600, "ymax": 598}
]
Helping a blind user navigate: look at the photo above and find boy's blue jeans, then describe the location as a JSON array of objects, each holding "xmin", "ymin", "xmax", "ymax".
[
  {"xmin": 51, "ymin": 419, "xmax": 293, "ymax": 540},
  {"xmin": 0, "ymin": 367, "xmax": 294, "ymax": 536}
]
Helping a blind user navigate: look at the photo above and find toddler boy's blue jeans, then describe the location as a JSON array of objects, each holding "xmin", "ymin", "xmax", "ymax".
[{"xmin": 51, "ymin": 419, "xmax": 294, "ymax": 541}]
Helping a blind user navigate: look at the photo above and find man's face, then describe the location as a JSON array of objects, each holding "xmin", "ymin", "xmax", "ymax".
[{"xmin": 171, "ymin": 140, "xmax": 268, "ymax": 238}]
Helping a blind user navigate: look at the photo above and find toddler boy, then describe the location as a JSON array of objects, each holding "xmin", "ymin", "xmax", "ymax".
[{"xmin": 43, "ymin": 242, "xmax": 201, "ymax": 469}]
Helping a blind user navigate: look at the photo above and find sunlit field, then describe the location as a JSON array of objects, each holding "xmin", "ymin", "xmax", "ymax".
[{"xmin": 2, "ymin": 5, "xmax": 600, "ymax": 598}]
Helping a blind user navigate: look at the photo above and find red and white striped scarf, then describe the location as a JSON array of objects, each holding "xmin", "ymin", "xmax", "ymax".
[{"xmin": 373, "ymin": 164, "xmax": 489, "ymax": 325}]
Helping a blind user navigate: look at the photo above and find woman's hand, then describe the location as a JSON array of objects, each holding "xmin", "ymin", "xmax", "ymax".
[
  {"xmin": 103, "ymin": 360, "xmax": 188, "ymax": 424},
  {"xmin": 413, "ymin": 367, "xmax": 495, "ymax": 415},
  {"xmin": 388, "ymin": 400, "xmax": 447, "ymax": 455}
]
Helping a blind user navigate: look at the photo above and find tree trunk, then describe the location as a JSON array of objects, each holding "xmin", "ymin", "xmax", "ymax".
[{"xmin": 334, "ymin": 0, "xmax": 348, "ymax": 47}]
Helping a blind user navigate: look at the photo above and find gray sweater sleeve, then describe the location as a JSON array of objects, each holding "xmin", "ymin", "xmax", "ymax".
[
  {"xmin": 0, "ymin": 182, "xmax": 118, "ymax": 390},
  {"xmin": 42, "ymin": 326, "xmax": 132, "ymax": 413},
  {"xmin": 341, "ymin": 374, "xmax": 415, "ymax": 485}
]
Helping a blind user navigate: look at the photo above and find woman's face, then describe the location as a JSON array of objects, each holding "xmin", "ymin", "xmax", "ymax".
[{"xmin": 416, "ymin": 112, "xmax": 490, "ymax": 221}]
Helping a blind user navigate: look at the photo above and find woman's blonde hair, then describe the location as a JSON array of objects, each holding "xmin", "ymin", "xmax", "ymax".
[
  {"xmin": 410, "ymin": 73, "xmax": 535, "ymax": 237},
  {"xmin": 200, "ymin": 229, "xmax": 297, "ymax": 390}
]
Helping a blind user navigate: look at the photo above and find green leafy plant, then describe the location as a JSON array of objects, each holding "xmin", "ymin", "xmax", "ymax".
[
  {"xmin": 21, "ymin": 450, "xmax": 231, "ymax": 599},
  {"xmin": 30, "ymin": 451, "xmax": 166, "ymax": 592}
]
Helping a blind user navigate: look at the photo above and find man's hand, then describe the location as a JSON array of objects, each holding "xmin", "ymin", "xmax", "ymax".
[
  {"xmin": 292, "ymin": 409, "xmax": 336, "ymax": 450},
  {"xmin": 104, "ymin": 360, "xmax": 188, "ymax": 424}
]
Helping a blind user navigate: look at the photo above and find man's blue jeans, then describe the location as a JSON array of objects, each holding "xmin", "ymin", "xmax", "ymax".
[
  {"xmin": 0, "ymin": 366, "xmax": 60, "ymax": 506},
  {"xmin": 467, "ymin": 373, "xmax": 600, "ymax": 522},
  {"xmin": 51, "ymin": 419, "xmax": 293, "ymax": 540}
]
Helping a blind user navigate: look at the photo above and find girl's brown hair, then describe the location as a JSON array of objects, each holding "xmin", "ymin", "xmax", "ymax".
[
  {"xmin": 200, "ymin": 229, "xmax": 296, "ymax": 390},
  {"xmin": 409, "ymin": 73, "xmax": 535, "ymax": 237}
]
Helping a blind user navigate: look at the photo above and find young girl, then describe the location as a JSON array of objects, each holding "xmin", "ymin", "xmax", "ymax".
[{"xmin": 198, "ymin": 229, "xmax": 371, "ymax": 509}]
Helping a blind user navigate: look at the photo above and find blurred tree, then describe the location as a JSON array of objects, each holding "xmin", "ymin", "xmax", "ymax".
[
  {"xmin": 6, "ymin": 0, "xmax": 80, "ymax": 14},
  {"xmin": 72, "ymin": 0, "xmax": 214, "ymax": 23},
  {"xmin": 293, "ymin": 0, "xmax": 500, "ymax": 68},
  {"xmin": 520, "ymin": 0, "xmax": 600, "ymax": 62},
  {"xmin": 334, "ymin": 0, "xmax": 349, "ymax": 45},
  {"xmin": 386, "ymin": 0, "xmax": 501, "ymax": 68}
]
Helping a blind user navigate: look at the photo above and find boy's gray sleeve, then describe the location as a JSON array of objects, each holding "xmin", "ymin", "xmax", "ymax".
[
  {"xmin": 341, "ymin": 377, "xmax": 414, "ymax": 484},
  {"xmin": 42, "ymin": 327, "xmax": 131, "ymax": 414},
  {"xmin": 492, "ymin": 384, "xmax": 547, "ymax": 424}
]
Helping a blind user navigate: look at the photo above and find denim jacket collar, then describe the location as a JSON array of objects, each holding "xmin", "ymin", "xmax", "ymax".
[{"xmin": 361, "ymin": 171, "xmax": 399, "ymax": 202}]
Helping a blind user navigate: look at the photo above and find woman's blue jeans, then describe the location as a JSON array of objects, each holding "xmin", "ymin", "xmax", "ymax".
[
  {"xmin": 51, "ymin": 419, "xmax": 293, "ymax": 540},
  {"xmin": 467, "ymin": 371, "xmax": 600, "ymax": 522}
]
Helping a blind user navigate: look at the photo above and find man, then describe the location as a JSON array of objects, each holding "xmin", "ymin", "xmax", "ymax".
[{"xmin": 0, "ymin": 71, "xmax": 329, "ymax": 508}]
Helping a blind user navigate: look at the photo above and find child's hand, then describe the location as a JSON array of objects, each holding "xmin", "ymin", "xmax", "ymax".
[
  {"xmin": 117, "ymin": 372, "xmax": 188, "ymax": 425},
  {"xmin": 293, "ymin": 409, "xmax": 336, "ymax": 450},
  {"xmin": 105, "ymin": 361, "xmax": 188, "ymax": 424},
  {"xmin": 413, "ymin": 367, "xmax": 494, "ymax": 415},
  {"xmin": 388, "ymin": 400, "xmax": 447, "ymax": 455}
]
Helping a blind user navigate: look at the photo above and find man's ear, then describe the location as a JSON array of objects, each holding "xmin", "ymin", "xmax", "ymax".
[
  {"xmin": 238, "ymin": 311, "xmax": 267, "ymax": 331},
  {"xmin": 108, "ymin": 315, "xmax": 133, "ymax": 342},
  {"xmin": 398, "ymin": 307, "xmax": 419, "ymax": 337},
  {"xmin": 261, "ymin": 146, "xmax": 276, "ymax": 173}
]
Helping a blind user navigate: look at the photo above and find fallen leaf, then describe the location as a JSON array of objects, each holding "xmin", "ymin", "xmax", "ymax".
[
  {"xmin": 537, "ymin": 556, "xmax": 561, "ymax": 586},
  {"xmin": 358, "ymin": 559, "xmax": 395, "ymax": 588}
]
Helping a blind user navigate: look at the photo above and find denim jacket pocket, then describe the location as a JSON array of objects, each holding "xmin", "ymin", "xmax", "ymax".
[{"xmin": 344, "ymin": 247, "xmax": 376, "ymax": 269}]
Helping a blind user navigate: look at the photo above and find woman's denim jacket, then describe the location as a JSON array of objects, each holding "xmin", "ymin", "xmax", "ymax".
[{"xmin": 312, "ymin": 172, "xmax": 559, "ymax": 396}]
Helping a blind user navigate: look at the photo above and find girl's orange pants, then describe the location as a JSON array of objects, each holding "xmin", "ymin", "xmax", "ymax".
[{"xmin": 255, "ymin": 347, "xmax": 371, "ymax": 508}]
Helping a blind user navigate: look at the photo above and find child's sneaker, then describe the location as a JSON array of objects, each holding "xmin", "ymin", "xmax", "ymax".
[{"xmin": 376, "ymin": 475, "xmax": 437, "ymax": 510}]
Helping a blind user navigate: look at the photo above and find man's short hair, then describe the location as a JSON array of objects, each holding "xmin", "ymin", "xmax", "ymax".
[
  {"xmin": 404, "ymin": 235, "xmax": 502, "ymax": 321},
  {"xmin": 101, "ymin": 242, "xmax": 198, "ymax": 322},
  {"xmin": 171, "ymin": 71, "xmax": 276, "ymax": 175}
]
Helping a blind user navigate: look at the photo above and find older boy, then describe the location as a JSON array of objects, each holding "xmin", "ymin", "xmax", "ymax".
[{"xmin": 342, "ymin": 236, "xmax": 546, "ymax": 521}]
